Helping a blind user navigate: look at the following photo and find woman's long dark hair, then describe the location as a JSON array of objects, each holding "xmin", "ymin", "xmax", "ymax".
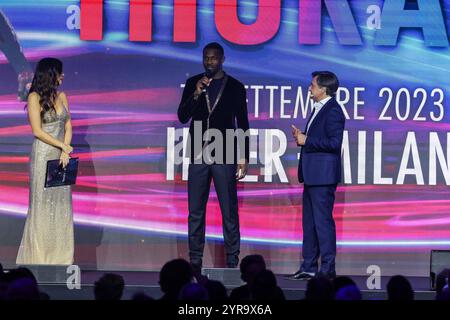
[{"xmin": 27, "ymin": 57, "xmax": 63, "ymax": 117}]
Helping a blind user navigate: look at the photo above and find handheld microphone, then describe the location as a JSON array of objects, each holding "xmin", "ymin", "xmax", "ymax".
[{"xmin": 201, "ymin": 70, "xmax": 214, "ymax": 93}]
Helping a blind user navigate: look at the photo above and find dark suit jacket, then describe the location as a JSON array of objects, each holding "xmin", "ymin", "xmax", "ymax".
[
  {"xmin": 178, "ymin": 73, "xmax": 250, "ymax": 164},
  {"xmin": 298, "ymin": 97, "xmax": 345, "ymax": 185}
]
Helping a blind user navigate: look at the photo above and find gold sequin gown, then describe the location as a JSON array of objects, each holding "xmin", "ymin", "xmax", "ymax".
[{"xmin": 16, "ymin": 107, "xmax": 74, "ymax": 265}]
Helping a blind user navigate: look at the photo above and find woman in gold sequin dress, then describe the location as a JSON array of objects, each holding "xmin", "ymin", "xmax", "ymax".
[{"xmin": 16, "ymin": 58, "xmax": 74, "ymax": 265}]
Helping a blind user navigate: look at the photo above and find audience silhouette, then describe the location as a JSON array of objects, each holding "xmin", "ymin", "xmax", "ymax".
[
  {"xmin": 387, "ymin": 275, "xmax": 414, "ymax": 301},
  {"xmin": 0, "ymin": 259, "xmax": 448, "ymax": 301},
  {"xmin": 94, "ymin": 273, "xmax": 125, "ymax": 300}
]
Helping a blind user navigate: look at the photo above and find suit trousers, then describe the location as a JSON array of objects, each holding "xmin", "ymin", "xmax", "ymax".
[
  {"xmin": 300, "ymin": 184, "xmax": 337, "ymax": 275},
  {"xmin": 188, "ymin": 163, "xmax": 240, "ymax": 267}
]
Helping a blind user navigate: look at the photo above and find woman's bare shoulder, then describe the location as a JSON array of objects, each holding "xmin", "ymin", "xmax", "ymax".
[
  {"xmin": 28, "ymin": 91, "xmax": 40, "ymax": 99},
  {"xmin": 27, "ymin": 92, "xmax": 40, "ymax": 105},
  {"xmin": 57, "ymin": 91, "xmax": 69, "ymax": 109}
]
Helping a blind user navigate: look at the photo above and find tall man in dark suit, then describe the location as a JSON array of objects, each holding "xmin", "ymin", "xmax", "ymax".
[
  {"xmin": 288, "ymin": 71, "xmax": 345, "ymax": 280},
  {"xmin": 177, "ymin": 42, "xmax": 249, "ymax": 274}
]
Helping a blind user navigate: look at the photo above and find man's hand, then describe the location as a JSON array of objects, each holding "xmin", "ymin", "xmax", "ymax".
[
  {"xmin": 291, "ymin": 125, "xmax": 307, "ymax": 146},
  {"xmin": 194, "ymin": 76, "xmax": 213, "ymax": 96},
  {"xmin": 236, "ymin": 161, "xmax": 248, "ymax": 180}
]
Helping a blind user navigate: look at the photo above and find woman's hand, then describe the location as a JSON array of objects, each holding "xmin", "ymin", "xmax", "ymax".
[
  {"xmin": 61, "ymin": 143, "xmax": 73, "ymax": 155},
  {"xmin": 59, "ymin": 152, "xmax": 70, "ymax": 168}
]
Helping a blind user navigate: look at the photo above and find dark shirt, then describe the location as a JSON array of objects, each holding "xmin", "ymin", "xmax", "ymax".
[
  {"xmin": 206, "ymin": 77, "xmax": 224, "ymax": 107},
  {"xmin": 177, "ymin": 73, "xmax": 250, "ymax": 164}
]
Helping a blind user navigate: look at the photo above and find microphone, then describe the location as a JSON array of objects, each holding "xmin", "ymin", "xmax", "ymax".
[{"xmin": 201, "ymin": 70, "xmax": 214, "ymax": 93}]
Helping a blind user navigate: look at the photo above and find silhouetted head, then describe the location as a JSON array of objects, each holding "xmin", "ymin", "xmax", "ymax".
[
  {"xmin": 435, "ymin": 268, "xmax": 450, "ymax": 293},
  {"xmin": 1, "ymin": 267, "xmax": 38, "ymax": 300},
  {"xmin": 335, "ymin": 284, "xmax": 362, "ymax": 300},
  {"xmin": 7, "ymin": 278, "xmax": 40, "ymax": 300},
  {"xmin": 250, "ymin": 269, "xmax": 285, "ymax": 300},
  {"xmin": 204, "ymin": 279, "xmax": 228, "ymax": 300},
  {"xmin": 94, "ymin": 273, "xmax": 125, "ymax": 300},
  {"xmin": 305, "ymin": 276, "xmax": 334, "ymax": 301},
  {"xmin": 387, "ymin": 275, "xmax": 414, "ymax": 301},
  {"xmin": 239, "ymin": 254, "xmax": 266, "ymax": 284},
  {"xmin": 159, "ymin": 259, "xmax": 193, "ymax": 299},
  {"xmin": 0, "ymin": 263, "xmax": 6, "ymax": 299},
  {"xmin": 4, "ymin": 267, "xmax": 37, "ymax": 285},
  {"xmin": 333, "ymin": 276, "xmax": 357, "ymax": 293}
]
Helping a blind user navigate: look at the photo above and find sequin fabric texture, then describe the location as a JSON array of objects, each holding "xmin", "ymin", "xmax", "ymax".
[{"xmin": 16, "ymin": 106, "xmax": 74, "ymax": 265}]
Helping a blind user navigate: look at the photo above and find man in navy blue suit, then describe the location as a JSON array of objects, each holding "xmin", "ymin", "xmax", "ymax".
[{"xmin": 288, "ymin": 71, "xmax": 345, "ymax": 280}]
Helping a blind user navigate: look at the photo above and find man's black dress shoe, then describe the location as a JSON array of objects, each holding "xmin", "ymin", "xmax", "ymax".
[{"xmin": 285, "ymin": 271, "xmax": 315, "ymax": 280}]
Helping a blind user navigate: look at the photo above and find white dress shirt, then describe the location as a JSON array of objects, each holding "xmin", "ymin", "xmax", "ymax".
[{"xmin": 306, "ymin": 96, "xmax": 332, "ymax": 134}]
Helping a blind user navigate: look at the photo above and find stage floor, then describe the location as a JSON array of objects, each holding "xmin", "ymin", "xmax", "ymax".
[{"xmin": 14, "ymin": 267, "xmax": 436, "ymax": 300}]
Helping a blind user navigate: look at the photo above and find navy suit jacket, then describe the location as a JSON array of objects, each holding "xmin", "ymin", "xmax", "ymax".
[{"xmin": 298, "ymin": 97, "xmax": 345, "ymax": 185}]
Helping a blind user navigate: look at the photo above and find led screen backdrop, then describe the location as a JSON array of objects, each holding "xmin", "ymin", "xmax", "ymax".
[{"xmin": 0, "ymin": 0, "xmax": 450, "ymax": 275}]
